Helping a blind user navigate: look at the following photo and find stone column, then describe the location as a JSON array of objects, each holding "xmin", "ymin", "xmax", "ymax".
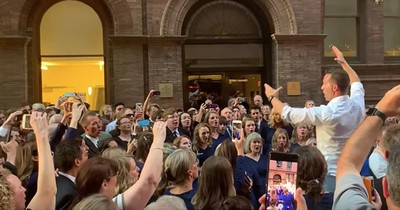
[
  {"xmin": 271, "ymin": 34, "xmax": 326, "ymax": 106},
  {"xmin": 147, "ymin": 36, "xmax": 185, "ymax": 109},
  {"xmin": 0, "ymin": 36, "xmax": 31, "ymax": 109},
  {"xmin": 108, "ymin": 36, "xmax": 145, "ymax": 106}
]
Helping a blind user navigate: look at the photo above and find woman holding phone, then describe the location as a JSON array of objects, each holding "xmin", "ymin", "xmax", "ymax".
[{"xmin": 114, "ymin": 116, "xmax": 134, "ymax": 151}]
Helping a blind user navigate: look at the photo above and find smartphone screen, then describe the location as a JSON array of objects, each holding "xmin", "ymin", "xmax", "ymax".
[
  {"xmin": 135, "ymin": 103, "xmax": 143, "ymax": 113},
  {"xmin": 21, "ymin": 114, "xmax": 33, "ymax": 130},
  {"xmin": 266, "ymin": 152, "xmax": 299, "ymax": 209},
  {"xmin": 138, "ymin": 119, "xmax": 150, "ymax": 127},
  {"xmin": 232, "ymin": 120, "xmax": 242, "ymax": 139}
]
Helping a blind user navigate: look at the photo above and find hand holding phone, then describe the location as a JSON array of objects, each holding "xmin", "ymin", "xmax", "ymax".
[
  {"xmin": 152, "ymin": 90, "xmax": 161, "ymax": 96},
  {"xmin": 266, "ymin": 152, "xmax": 299, "ymax": 209},
  {"xmin": 138, "ymin": 119, "xmax": 150, "ymax": 127},
  {"xmin": 232, "ymin": 120, "xmax": 242, "ymax": 139},
  {"xmin": 21, "ymin": 114, "xmax": 33, "ymax": 130}
]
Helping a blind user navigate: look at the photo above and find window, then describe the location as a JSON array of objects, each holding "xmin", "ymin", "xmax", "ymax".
[
  {"xmin": 384, "ymin": 0, "xmax": 400, "ymax": 56},
  {"xmin": 324, "ymin": 0, "xmax": 358, "ymax": 57}
]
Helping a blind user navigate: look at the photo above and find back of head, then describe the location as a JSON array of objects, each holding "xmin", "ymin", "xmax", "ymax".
[
  {"xmin": 382, "ymin": 124, "xmax": 400, "ymax": 154},
  {"xmin": 326, "ymin": 69, "xmax": 350, "ymax": 94},
  {"xmin": 295, "ymin": 146, "xmax": 327, "ymax": 198},
  {"xmin": 74, "ymin": 157, "xmax": 118, "ymax": 203},
  {"xmin": 135, "ymin": 131, "xmax": 154, "ymax": 162},
  {"xmin": 387, "ymin": 142, "xmax": 400, "ymax": 208},
  {"xmin": 144, "ymin": 195, "xmax": 187, "ymax": 210},
  {"xmin": 54, "ymin": 139, "xmax": 83, "ymax": 173},
  {"xmin": 220, "ymin": 196, "xmax": 252, "ymax": 210},
  {"xmin": 0, "ymin": 169, "xmax": 14, "ymax": 210},
  {"xmin": 192, "ymin": 156, "xmax": 235, "ymax": 210},
  {"xmin": 72, "ymin": 194, "xmax": 116, "ymax": 210},
  {"xmin": 215, "ymin": 139, "xmax": 237, "ymax": 170},
  {"xmin": 101, "ymin": 147, "xmax": 134, "ymax": 194},
  {"xmin": 164, "ymin": 149, "xmax": 196, "ymax": 185}
]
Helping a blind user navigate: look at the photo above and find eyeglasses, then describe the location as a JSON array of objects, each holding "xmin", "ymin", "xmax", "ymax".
[{"xmin": 126, "ymin": 114, "xmax": 134, "ymax": 118}]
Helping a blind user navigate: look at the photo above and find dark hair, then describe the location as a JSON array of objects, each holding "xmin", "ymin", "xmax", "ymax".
[
  {"xmin": 151, "ymin": 109, "xmax": 165, "ymax": 122},
  {"xmin": 113, "ymin": 102, "xmax": 125, "ymax": 111},
  {"xmin": 115, "ymin": 116, "xmax": 131, "ymax": 136},
  {"xmin": 219, "ymin": 116, "xmax": 227, "ymax": 126},
  {"xmin": 220, "ymin": 196, "xmax": 252, "ymax": 210},
  {"xmin": 295, "ymin": 146, "xmax": 327, "ymax": 203},
  {"xmin": 54, "ymin": 139, "xmax": 83, "ymax": 173},
  {"xmin": 250, "ymin": 105, "xmax": 261, "ymax": 112},
  {"xmin": 73, "ymin": 157, "xmax": 119, "ymax": 206},
  {"xmin": 326, "ymin": 69, "xmax": 350, "ymax": 94}
]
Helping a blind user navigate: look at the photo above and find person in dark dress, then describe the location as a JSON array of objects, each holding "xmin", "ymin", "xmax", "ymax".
[
  {"xmin": 295, "ymin": 146, "xmax": 333, "ymax": 210},
  {"xmin": 113, "ymin": 116, "xmax": 134, "ymax": 151},
  {"xmin": 192, "ymin": 123, "xmax": 213, "ymax": 167},
  {"xmin": 162, "ymin": 149, "xmax": 199, "ymax": 210}
]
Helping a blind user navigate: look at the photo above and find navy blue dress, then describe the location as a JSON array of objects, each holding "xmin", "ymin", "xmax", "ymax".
[
  {"xmin": 163, "ymin": 179, "xmax": 198, "ymax": 210},
  {"xmin": 304, "ymin": 192, "xmax": 334, "ymax": 210},
  {"xmin": 197, "ymin": 146, "xmax": 214, "ymax": 167}
]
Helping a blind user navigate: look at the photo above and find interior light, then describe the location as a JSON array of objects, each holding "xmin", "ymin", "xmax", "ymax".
[
  {"xmin": 88, "ymin": 87, "xmax": 93, "ymax": 96},
  {"xmin": 41, "ymin": 65, "xmax": 48, "ymax": 71}
]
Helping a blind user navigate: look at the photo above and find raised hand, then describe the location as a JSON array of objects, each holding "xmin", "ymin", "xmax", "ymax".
[
  {"xmin": 332, "ymin": 46, "xmax": 347, "ymax": 65},
  {"xmin": 152, "ymin": 121, "xmax": 167, "ymax": 144},
  {"xmin": 264, "ymin": 83, "xmax": 283, "ymax": 98},
  {"xmin": 30, "ymin": 111, "xmax": 49, "ymax": 137},
  {"xmin": 376, "ymin": 84, "xmax": 400, "ymax": 117},
  {"xmin": 234, "ymin": 128, "xmax": 245, "ymax": 156}
]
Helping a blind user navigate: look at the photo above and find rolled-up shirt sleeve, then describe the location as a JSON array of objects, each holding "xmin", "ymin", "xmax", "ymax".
[{"xmin": 282, "ymin": 105, "xmax": 326, "ymax": 126}]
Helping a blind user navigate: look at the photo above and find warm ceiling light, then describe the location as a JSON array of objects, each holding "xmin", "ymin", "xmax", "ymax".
[
  {"xmin": 88, "ymin": 87, "xmax": 93, "ymax": 96},
  {"xmin": 41, "ymin": 65, "xmax": 48, "ymax": 70}
]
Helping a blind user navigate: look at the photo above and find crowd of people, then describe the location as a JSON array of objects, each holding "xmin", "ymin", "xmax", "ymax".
[{"xmin": 0, "ymin": 46, "xmax": 399, "ymax": 210}]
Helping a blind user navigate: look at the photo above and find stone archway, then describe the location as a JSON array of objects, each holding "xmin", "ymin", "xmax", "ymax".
[
  {"xmin": 160, "ymin": 0, "xmax": 298, "ymax": 36},
  {"xmin": 16, "ymin": 0, "xmax": 134, "ymax": 103}
]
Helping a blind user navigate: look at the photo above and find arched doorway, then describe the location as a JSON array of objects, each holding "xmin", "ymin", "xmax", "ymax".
[
  {"xmin": 40, "ymin": 1, "xmax": 104, "ymax": 110},
  {"xmin": 182, "ymin": 0, "xmax": 272, "ymax": 109}
]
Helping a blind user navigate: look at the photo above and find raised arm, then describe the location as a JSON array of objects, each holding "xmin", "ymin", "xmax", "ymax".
[
  {"xmin": 332, "ymin": 46, "xmax": 360, "ymax": 84},
  {"xmin": 337, "ymin": 85, "xmax": 400, "ymax": 180},
  {"xmin": 27, "ymin": 111, "xmax": 57, "ymax": 210},
  {"xmin": 264, "ymin": 84, "xmax": 284, "ymax": 115},
  {"xmin": 143, "ymin": 90, "xmax": 156, "ymax": 116},
  {"xmin": 122, "ymin": 121, "xmax": 167, "ymax": 210}
]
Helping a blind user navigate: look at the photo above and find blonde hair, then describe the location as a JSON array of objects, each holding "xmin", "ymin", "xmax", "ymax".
[
  {"xmin": 291, "ymin": 123, "xmax": 311, "ymax": 145},
  {"xmin": 272, "ymin": 128, "xmax": 290, "ymax": 152},
  {"xmin": 268, "ymin": 109, "xmax": 284, "ymax": 129},
  {"xmin": 15, "ymin": 141, "xmax": 36, "ymax": 184},
  {"xmin": 164, "ymin": 149, "xmax": 197, "ymax": 186},
  {"xmin": 72, "ymin": 193, "xmax": 116, "ymax": 210},
  {"xmin": 0, "ymin": 169, "xmax": 14, "ymax": 210},
  {"xmin": 101, "ymin": 148, "xmax": 135, "ymax": 194}
]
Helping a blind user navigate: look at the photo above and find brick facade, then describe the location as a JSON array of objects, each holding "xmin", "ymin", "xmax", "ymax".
[{"xmin": 0, "ymin": 0, "xmax": 399, "ymax": 110}]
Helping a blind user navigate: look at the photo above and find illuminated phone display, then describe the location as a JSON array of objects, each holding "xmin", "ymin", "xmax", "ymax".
[{"xmin": 266, "ymin": 152, "xmax": 299, "ymax": 209}]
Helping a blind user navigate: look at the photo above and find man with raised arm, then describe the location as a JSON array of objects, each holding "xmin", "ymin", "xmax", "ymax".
[
  {"xmin": 264, "ymin": 46, "xmax": 365, "ymax": 192},
  {"xmin": 334, "ymin": 85, "xmax": 400, "ymax": 210}
]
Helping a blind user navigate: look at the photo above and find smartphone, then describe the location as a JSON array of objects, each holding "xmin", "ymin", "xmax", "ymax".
[
  {"xmin": 207, "ymin": 103, "xmax": 219, "ymax": 109},
  {"xmin": 152, "ymin": 91, "xmax": 161, "ymax": 96},
  {"xmin": 138, "ymin": 119, "xmax": 150, "ymax": 127},
  {"xmin": 21, "ymin": 114, "xmax": 33, "ymax": 130},
  {"xmin": 266, "ymin": 152, "xmax": 299, "ymax": 209},
  {"xmin": 65, "ymin": 92, "xmax": 75, "ymax": 97},
  {"xmin": 232, "ymin": 120, "xmax": 242, "ymax": 139},
  {"xmin": 135, "ymin": 103, "xmax": 143, "ymax": 113},
  {"xmin": 362, "ymin": 176, "xmax": 374, "ymax": 203}
]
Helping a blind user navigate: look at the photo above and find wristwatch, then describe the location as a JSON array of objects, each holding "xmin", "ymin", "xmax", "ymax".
[{"xmin": 366, "ymin": 108, "xmax": 386, "ymax": 122}]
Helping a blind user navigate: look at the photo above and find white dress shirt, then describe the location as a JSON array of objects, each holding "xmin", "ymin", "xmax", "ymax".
[
  {"xmin": 58, "ymin": 171, "xmax": 76, "ymax": 183},
  {"xmin": 85, "ymin": 134, "xmax": 99, "ymax": 148},
  {"xmin": 105, "ymin": 120, "xmax": 117, "ymax": 133},
  {"xmin": 281, "ymin": 82, "xmax": 365, "ymax": 176}
]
